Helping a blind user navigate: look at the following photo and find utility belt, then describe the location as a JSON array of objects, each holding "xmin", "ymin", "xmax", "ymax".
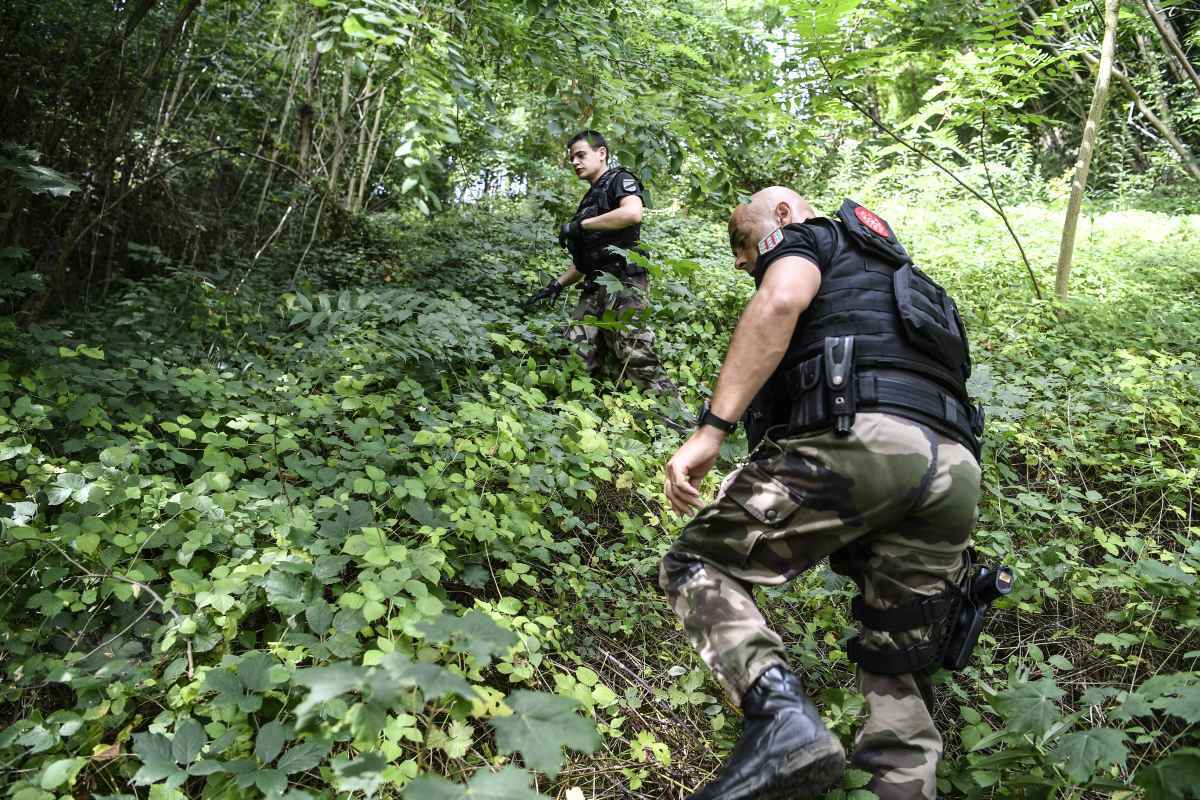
[{"xmin": 783, "ymin": 336, "xmax": 984, "ymax": 458}]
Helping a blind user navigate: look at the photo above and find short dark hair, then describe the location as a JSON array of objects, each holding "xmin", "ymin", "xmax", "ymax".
[{"xmin": 567, "ymin": 129, "xmax": 608, "ymax": 156}]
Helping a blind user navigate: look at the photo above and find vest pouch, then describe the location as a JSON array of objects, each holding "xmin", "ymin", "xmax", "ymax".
[{"xmin": 893, "ymin": 263, "xmax": 970, "ymax": 379}]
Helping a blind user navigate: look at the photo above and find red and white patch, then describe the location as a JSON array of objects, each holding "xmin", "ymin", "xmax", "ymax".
[
  {"xmin": 757, "ymin": 228, "xmax": 784, "ymax": 255},
  {"xmin": 854, "ymin": 206, "xmax": 892, "ymax": 239}
]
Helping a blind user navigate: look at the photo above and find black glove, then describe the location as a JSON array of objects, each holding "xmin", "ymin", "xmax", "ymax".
[
  {"xmin": 558, "ymin": 220, "xmax": 583, "ymax": 249},
  {"xmin": 523, "ymin": 278, "xmax": 563, "ymax": 309}
]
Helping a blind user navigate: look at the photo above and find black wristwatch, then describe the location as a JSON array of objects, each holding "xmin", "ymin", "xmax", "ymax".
[{"xmin": 697, "ymin": 401, "xmax": 737, "ymax": 433}]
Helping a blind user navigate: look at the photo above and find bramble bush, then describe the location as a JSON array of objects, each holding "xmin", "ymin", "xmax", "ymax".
[{"xmin": 2, "ymin": 191, "xmax": 1200, "ymax": 799}]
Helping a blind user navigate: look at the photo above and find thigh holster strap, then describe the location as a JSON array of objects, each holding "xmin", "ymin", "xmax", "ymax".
[{"xmin": 846, "ymin": 592, "xmax": 961, "ymax": 675}]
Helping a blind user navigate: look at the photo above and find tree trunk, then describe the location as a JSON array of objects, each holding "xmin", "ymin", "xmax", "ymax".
[
  {"xmin": 1056, "ymin": 0, "xmax": 1119, "ymax": 304},
  {"xmin": 297, "ymin": 43, "xmax": 321, "ymax": 180},
  {"xmin": 327, "ymin": 58, "xmax": 353, "ymax": 204},
  {"xmin": 1142, "ymin": 0, "xmax": 1200, "ymax": 96},
  {"xmin": 355, "ymin": 86, "xmax": 387, "ymax": 212}
]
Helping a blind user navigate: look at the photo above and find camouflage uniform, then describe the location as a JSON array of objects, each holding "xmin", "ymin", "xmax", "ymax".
[
  {"xmin": 566, "ymin": 272, "xmax": 675, "ymax": 393},
  {"xmin": 659, "ymin": 412, "xmax": 981, "ymax": 800}
]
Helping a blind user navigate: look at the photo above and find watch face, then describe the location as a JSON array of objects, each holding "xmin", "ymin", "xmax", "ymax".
[{"xmin": 696, "ymin": 401, "xmax": 709, "ymax": 427}]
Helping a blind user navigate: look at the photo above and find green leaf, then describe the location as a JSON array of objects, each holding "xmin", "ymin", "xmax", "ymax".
[
  {"xmin": 172, "ymin": 718, "xmax": 206, "ymax": 765},
  {"xmin": 276, "ymin": 738, "xmax": 331, "ymax": 774},
  {"xmin": 403, "ymin": 765, "xmax": 546, "ymax": 800},
  {"xmin": 1134, "ymin": 748, "xmax": 1200, "ymax": 799},
  {"xmin": 132, "ymin": 732, "xmax": 186, "ymax": 786},
  {"xmin": 489, "ymin": 690, "xmax": 600, "ymax": 778},
  {"xmin": 240, "ymin": 651, "xmax": 278, "ymax": 692},
  {"xmin": 372, "ymin": 653, "xmax": 476, "ymax": 703},
  {"xmin": 418, "ymin": 611, "xmax": 518, "ymax": 666},
  {"xmin": 427, "ymin": 720, "xmax": 474, "ymax": 758},
  {"xmin": 40, "ymin": 758, "xmax": 85, "ymax": 790},
  {"xmin": 333, "ymin": 752, "xmax": 388, "ymax": 797},
  {"xmin": 1050, "ymin": 728, "xmax": 1128, "ymax": 783},
  {"xmin": 991, "ymin": 678, "xmax": 1064, "ymax": 735},
  {"xmin": 205, "ymin": 669, "xmax": 261, "ymax": 714},
  {"xmin": 294, "ymin": 663, "xmax": 364, "ymax": 724},
  {"xmin": 255, "ymin": 721, "xmax": 289, "ymax": 764}
]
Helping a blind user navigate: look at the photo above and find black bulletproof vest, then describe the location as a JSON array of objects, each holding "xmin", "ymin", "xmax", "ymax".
[
  {"xmin": 571, "ymin": 167, "xmax": 642, "ymax": 273},
  {"xmin": 765, "ymin": 208, "xmax": 970, "ymax": 396},
  {"xmin": 746, "ymin": 200, "xmax": 977, "ymax": 451}
]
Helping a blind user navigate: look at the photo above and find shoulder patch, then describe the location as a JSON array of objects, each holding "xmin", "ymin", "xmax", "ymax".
[
  {"xmin": 757, "ymin": 228, "xmax": 784, "ymax": 255},
  {"xmin": 854, "ymin": 205, "xmax": 893, "ymax": 239},
  {"xmin": 622, "ymin": 177, "xmax": 638, "ymax": 193}
]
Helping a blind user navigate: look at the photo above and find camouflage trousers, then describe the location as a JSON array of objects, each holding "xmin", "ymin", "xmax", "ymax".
[
  {"xmin": 566, "ymin": 273, "xmax": 675, "ymax": 393},
  {"xmin": 659, "ymin": 413, "xmax": 981, "ymax": 800}
]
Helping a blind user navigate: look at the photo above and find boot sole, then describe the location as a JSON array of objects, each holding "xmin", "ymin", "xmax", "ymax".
[{"xmin": 752, "ymin": 736, "xmax": 846, "ymax": 800}]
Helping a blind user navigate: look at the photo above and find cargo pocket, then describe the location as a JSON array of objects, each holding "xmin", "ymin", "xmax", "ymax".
[{"xmin": 726, "ymin": 462, "xmax": 802, "ymax": 528}]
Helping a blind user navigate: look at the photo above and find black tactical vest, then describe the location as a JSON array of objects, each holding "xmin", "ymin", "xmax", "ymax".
[
  {"xmin": 570, "ymin": 167, "xmax": 643, "ymax": 276},
  {"xmin": 746, "ymin": 199, "xmax": 981, "ymax": 455}
]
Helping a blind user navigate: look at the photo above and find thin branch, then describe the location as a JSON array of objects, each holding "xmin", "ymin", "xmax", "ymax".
[
  {"xmin": 816, "ymin": 53, "xmax": 1043, "ymax": 299},
  {"xmin": 980, "ymin": 108, "xmax": 1043, "ymax": 299}
]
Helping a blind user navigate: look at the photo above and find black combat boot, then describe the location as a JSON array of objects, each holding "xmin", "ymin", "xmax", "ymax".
[{"xmin": 689, "ymin": 665, "xmax": 845, "ymax": 800}]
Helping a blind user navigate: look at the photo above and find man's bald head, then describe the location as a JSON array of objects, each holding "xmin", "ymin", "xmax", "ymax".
[{"xmin": 727, "ymin": 187, "xmax": 817, "ymax": 273}]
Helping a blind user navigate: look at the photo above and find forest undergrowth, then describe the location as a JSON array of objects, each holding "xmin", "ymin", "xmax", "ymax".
[{"xmin": 3, "ymin": 187, "xmax": 1200, "ymax": 800}]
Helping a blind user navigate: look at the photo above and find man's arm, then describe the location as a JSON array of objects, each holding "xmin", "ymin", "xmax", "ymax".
[
  {"xmin": 707, "ymin": 257, "xmax": 821, "ymax": 422},
  {"xmin": 581, "ymin": 195, "xmax": 643, "ymax": 231},
  {"xmin": 664, "ymin": 256, "xmax": 821, "ymax": 514},
  {"xmin": 554, "ymin": 263, "xmax": 585, "ymax": 287}
]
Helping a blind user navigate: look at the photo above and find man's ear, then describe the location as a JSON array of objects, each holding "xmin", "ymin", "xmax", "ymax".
[{"xmin": 775, "ymin": 201, "xmax": 792, "ymax": 226}]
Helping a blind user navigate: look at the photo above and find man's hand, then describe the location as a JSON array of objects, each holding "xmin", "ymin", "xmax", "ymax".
[
  {"xmin": 523, "ymin": 278, "xmax": 563, "ymax": 309},
  {"xmin": 558, "ymin": 220, "xmax": 583, "ymax": 249},
  {"xmin": 664, "ymin": 427, "xmax": 725, "ymax": 516}
]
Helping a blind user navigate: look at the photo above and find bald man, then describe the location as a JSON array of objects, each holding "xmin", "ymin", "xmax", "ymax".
[{"xmin": 660, "ymin": 189, "xmax": 984, "ymax": 799}]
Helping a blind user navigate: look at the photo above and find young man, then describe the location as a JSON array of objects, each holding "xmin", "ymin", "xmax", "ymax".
[
  {"xmin": 525, "ymin": 130, "xmax": 675, "ymax": 394},
  {"xmin": 660, "ymin": 187, "xmax": 985, "ymax": 800}
]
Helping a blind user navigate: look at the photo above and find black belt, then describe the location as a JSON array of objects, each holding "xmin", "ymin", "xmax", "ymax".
[{"xmin": 784, "ymin": 344, "xmax": 983, "ymax": 457}]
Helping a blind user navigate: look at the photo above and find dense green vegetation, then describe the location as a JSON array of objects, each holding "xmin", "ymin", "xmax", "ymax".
[
  {"xmin": 3, "ymin": 0, "xmax": 1200, "ymax": 798},
  {"xmin": 3, "ymin": 176, "xmax": 1200, "ymax": 797}
]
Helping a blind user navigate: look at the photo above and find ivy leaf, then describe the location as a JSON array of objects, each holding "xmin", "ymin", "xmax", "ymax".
[
  {"xmin": 1049, "ymin": 728, "xmax": 1128, "ymax": 783},
  {"xmin": 255, "ymin": 721, "xmax": 290, "ymax": 764},
  {"xmin": 991, "ymin": 678, "xmax": 1064, "ymax": 735},
  {"xmin": 172, "ymin": 718, "xmax": 206, "ymax": 765},
  {"xmin": 489, "ymin": 690, "xmax": 600, "ymax": 778},
  {"xmin": 403, "ymin": 765, "xmax": 546, "ymax": 800},
  {"xmin": 1134, "ymin": 748, "xmax": 1200, "ymax": 799},
  {"xmin": 418, "ymin": 610, "xmax": 518, "ymax": 666}
]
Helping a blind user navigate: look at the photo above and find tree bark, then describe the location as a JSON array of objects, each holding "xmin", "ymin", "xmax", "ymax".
[
  {"xmin": 1142, "ymin": 0, "xmax": 1200, "ymax": 96},
  {"xmin": 1056, "ymin": 0, "xmax": 1120, "ymax": 304}
]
